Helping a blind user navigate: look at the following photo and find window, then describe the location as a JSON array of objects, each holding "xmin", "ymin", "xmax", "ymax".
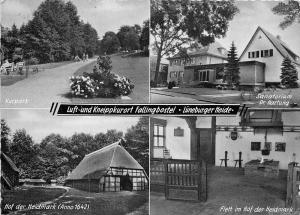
[
  {"xmin": 264, "ymin": 50, "xmax": 269, "ymax": 57},
  {"xmin": 270, "ymin": 49, "xmax": 273, "ymax": 57},
  {"xmin": 154, "ymin": 124, "xmax": 165, "ymax": 147},
  {"xmin": 248, "ymin": 51, "xmax": 260, "ymax": 59},
  {"xmin": 170, "ymin": 71, "xmax": 177, "ymax": 78},
  {"xmin": 275, "ymin": 142, "xmax": 286, "ymax": 152},
  {"xmin": 197, "ymin": 70, "xmax": 209, "ymax": 82},
  {"xmin": 261, "ymin": 50, "xmax": 264, "ymax": 57},
  {"xmin": 251, "ymin": 142, "xmax": 261, "ymax": 151}
]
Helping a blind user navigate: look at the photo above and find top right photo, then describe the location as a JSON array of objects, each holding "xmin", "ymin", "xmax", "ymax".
[{"xmin": 150, "ymin": 0, "xmax": 300, "ymax": 108}]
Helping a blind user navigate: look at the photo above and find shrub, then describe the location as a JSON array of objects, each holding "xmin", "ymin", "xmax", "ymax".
[
  {"xmin": 26, "ymin": 57, "xmax": 39, "ymax": 65},
  {"xmin": 150, "ymin": 80, "xmax": 156, "ymax": 88},
  {"xmin": 70, "ymin": 76, "xmax": 97, "ymax": 98},
  {"xmin": 216, "ymin": 85, "xmax": 222, "ymax": 90},
  {"xmin": 96, "ymin": 55, "xmax": 112, "ymax": 73},
  {"xmin": 168, "ymin": 81, "xmax": 176, "ymax": 89},
  {"xmin": 70, "ymin": 55, "xmax": 134, "ymax": 98}
]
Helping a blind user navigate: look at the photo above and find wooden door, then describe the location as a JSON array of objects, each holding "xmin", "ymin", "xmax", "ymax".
[{"xmin": 165, "ymin": 159, "xmax": 207, "ymax": 202}]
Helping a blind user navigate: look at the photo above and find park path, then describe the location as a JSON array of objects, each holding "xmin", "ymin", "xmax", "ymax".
[{"xmin": 0, "ymin": 59, "xmax": 96, "ymax": 108}]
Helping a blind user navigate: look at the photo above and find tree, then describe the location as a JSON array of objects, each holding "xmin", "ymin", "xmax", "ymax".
[
  {"xmin": 225, "ymin": 42, "xmax": 240, "ymax": 86},
  {"xmin": 151, "ymin": 0, "xmax": 239, "ymax": 86},
  {"xmin": 1, "ymin": 24, "xmax": 25, "ymax": 62},
  {"xmin": 1, "ymin": 119, "xmax": 11, "ymax": 155},
  {"xmin": 117, "ymin": 25, "xmax": 140, "ymax": 51},
  {"xmin": 280, "ymin": 57, "xmax": 298, "ymax": 88},
  {"xmin": 67, "ymin": 133, "xmax": 95, "ymax": 168},
  {"xmin": 100, "ymin": 31, "xmax": 121, "ymax": 54},
  {"xmin": 12, "ymin": 0, "xmax": 99, "ymax": 63},
  {"xmin": 82, "ymin": 23, "xmax": 99, "ymax": 57},
  {"xmin": 39, "ymin": 134, "xmax": 73, "ymax": 181},
  {"xmin": 272, "ymin": 0, "xmax": 300, "ymax": 29},
  {"xmin": 10, "ymin": 129, "xmax": 38, "ymax": 178},
  {"xmin": 124, "ymin": 117, "xmax": 149, "ymax": 175},
  {"xmin": 105, "ymin": 129, "xmax": 123, "ymax": 143},
  {"xmin": 140, "ymin": 20, "xmax": 150, "ymax": 52}
]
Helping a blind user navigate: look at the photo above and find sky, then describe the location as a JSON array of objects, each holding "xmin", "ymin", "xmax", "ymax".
[
  {"xmin": 0, "ymin": 0, "xmax": 149, "ymax": 38},
  {"xmin": 216, "ymin": 0, "xmax": 300, "ymax": 56},
  {"xmin": 1, "ymin": 109, "xmax": 140, "ymax": 143}
]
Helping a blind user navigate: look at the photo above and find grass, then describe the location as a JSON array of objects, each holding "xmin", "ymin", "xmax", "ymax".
[
  {"xmin": 1, "ymin": 75, "xmax": 26, "ymax": 86},
  {"xmin": 68, "ymin": 55, "xmax": 149, "ymax": 103},
  {"xmin": 150, "ymin": 166, "xmax": 288, "ymax": 215},
  {"xmin": 8, "ymin": 188, "xmax": 148, "ymax": 215},
  {"xmin": 1, "ymin": 186, "xmax": 66, "ymax": 214},
  {"xmin": 1, "ymin": 61, "xmax": 73, "ymax": 86}
]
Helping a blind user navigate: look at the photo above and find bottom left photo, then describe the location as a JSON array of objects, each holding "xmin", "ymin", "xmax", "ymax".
[{"xmin": 0, "ymin": 110, "xmax": 149, "ymax": 215}]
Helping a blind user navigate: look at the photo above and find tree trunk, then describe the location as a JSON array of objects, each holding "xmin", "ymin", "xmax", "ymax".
[{"xmin": 154, "ymin": 46, "xmax": 163, "ymax": 87}]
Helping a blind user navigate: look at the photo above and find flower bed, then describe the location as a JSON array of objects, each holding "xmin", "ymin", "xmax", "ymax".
[{"xmin": 70, "ymin": 56, "xmax": 134, "ymax": 98}]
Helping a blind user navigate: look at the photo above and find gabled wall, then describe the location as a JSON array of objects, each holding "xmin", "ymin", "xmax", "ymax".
[
  {"xmin": 152, "ymin": 117, "xmax": 191, "ymax": 160},
  {"xmin": 240, "ymin": 29, "xmax": 284, "ymax": 83},
  {"xmin": 215, "ymin": 112, "xmax": 300, "ymax": 170}
]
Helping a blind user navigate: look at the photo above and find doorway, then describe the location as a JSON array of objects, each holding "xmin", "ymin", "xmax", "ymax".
[{"xmin": 120, "ymin": 174, "xmax": 133, "ymax": 191}]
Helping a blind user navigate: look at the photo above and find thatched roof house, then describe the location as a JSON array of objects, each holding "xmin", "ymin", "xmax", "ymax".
[{"xmin": 65, "ymin": 140, "xmax": 148, "ymax": 192}]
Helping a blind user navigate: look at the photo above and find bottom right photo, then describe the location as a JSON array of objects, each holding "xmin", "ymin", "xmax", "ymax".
[{"xmin": 150, "ymin": 109, "xmax": 300, "ymax": 215}]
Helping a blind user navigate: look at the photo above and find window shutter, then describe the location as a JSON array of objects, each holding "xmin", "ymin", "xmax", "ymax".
[{"xmin": 207, "ymin": 70, "xmax": 210, "ymax": 81}]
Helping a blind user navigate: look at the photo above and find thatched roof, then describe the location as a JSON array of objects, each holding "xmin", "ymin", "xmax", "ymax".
[
  {"xmin": 1, "ymin": 152, "xmax": 19, "ymax": 172},
  {"xmin": 66, "ymin": 140, "xmax": 144, "ymax": 180}
]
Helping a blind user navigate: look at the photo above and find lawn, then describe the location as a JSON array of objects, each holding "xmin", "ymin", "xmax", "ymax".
[
  {"xmin": 1, "ymin": 186, "xmax": 67, "ymax": 214},
  {"xmin": 69, "ymin": 55, "xmax": 149, "ymax": 103},
  {"xmin": 151, "ymin": 166, "xmax": 290, "ymax": 215},
  {"xmin": 8, "ymin": 188, "xmax": 148, "ymax": 215},
  {"xmin": 1, "ymin": 61, "xmax": 73, "ymax": 86}
]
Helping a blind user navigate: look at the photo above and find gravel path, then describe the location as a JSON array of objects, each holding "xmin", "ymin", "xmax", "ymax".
[{"xmin": 0, "ymin": 59, "xmax": 96, "ymax": 108}]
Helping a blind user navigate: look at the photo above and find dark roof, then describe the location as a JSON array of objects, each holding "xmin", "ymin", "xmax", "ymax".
[
  {"xmin": 185, "ymin": 60, "xmax": 265, "ymax": 70},
  {"xmin": 1, "ymin": 152, "xmax": 19, "ymax": 172},
  {"xmin": 169, "ymin": 41, "xmax": 227, "ymax": 60},
  {"xmin": 240, "ymin": 26, "xmax": 300, "ymax": 65},
  {"xmin": 66, "ymin": 140, "xmax": 144, "ymax": 180}
]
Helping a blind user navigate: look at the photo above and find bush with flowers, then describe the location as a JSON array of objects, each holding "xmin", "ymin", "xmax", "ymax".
[{"xmin": 69, "ymin": 55, "xmax": 134, "ymax": 98}]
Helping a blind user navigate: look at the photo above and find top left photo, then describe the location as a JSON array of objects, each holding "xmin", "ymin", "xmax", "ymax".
[{"xmin": 0, "ymin": 0, "xmax": 150, "ymax": 108}]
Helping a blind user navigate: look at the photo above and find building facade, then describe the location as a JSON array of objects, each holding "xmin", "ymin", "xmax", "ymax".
[
  {"xmin": 167, "ymin": 42, "xmax": 227, "ymax": 86},
  {"xmin": 175, "ymin": 27, "xmax": 300, "ymax": 88},
  {"xmin": 150, "ymin": 111, "xmax": 300, "ymax": 170},
  {"xmin": 65, "ymin": 140, "xmax": 148, "ymax": 192},
  {"xmin": 239, "ymin": 27, "xmax": 300, "ymax": 85}
]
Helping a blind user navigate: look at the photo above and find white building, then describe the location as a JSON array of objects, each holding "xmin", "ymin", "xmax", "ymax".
[
  {"xmin": 151, "ymin": 110, "xmax": 300, "ymax": 170},
  {"xmin": 167, "ymin": 42, "xmax": 227, "ymax": 85},
  {"xmin": 239, "ymin": 26, "xmax": 300, "ymax": 85}
]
